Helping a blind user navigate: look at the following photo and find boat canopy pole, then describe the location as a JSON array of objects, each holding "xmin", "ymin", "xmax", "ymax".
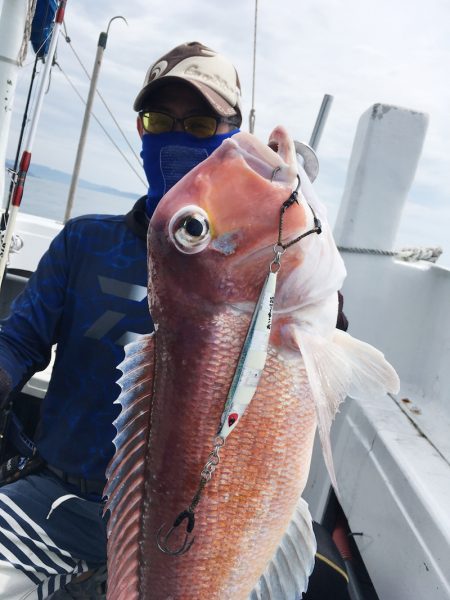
[
  {"xmin": 0, "ymin": 0, "xmax": 67, "ymax": 290},
  {"xmin": 309, "ymin": 94, "xmax": 334, "ymax": 151},
  {"xmin": 63, "ymin": 16, "xmax": 127, "ymax": 224}
]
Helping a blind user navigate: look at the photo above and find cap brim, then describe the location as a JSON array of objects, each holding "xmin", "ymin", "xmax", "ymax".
[{"xmin": 133, "ymin": 75, "xmax": 238, "ymax": 118}]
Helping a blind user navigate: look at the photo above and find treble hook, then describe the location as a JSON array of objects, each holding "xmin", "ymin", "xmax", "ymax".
[{"xmin": 156, "ymin": 510, "xmax": 196, "ymax": 556}]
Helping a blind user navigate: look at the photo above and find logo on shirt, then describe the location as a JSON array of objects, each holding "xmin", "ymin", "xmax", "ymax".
[{"xmin": 84, "ymin": 276, "xmax": 148, "ymax": 346}]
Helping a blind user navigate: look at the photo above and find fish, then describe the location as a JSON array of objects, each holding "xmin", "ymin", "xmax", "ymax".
[{"xmin": 103, "ymin": 126, "xmax": 399, "ymax": 600}]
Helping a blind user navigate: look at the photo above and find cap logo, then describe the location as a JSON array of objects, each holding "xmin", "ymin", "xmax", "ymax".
[
  {"xmin": 184, "ymin": 64, "xmax": 235, "ymax": 99},
  {"xmin": 149, "ymin": 60, "xmax": 168, "ymax": 81}
]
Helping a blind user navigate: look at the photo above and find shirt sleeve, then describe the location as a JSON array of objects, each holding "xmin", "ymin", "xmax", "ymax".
[{"xmin": 0, "ymin": 224, "xmax": 70, "ymax": 390}]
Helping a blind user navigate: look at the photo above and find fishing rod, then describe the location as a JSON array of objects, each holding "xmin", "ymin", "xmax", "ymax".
[
  {"xmin": 0, "ymin": 0, "xmax": 31, "ymax": 230},
  {"xmin": 0, "ymin": 0, "xmax": 68, "ymax": 290},
  {"xmin": 4, "ymin": 0, "xmax": 57, "ymax": 224},
  {"xmin": 4, "ymin": 53, "xmax": 40, "ymax": 227}
]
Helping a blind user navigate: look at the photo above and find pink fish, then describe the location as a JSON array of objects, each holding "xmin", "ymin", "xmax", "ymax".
[{"xmin": 104, "ymin": 126, "xmax": 399, "ymax": 599}]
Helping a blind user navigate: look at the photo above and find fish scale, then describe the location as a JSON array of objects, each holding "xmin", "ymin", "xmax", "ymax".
[
  {"xmin": 111, "ymin": 310, "xmax": 316, "ymax": 600},
  {"xmin": 149, "ymin": 321, "xmax": 314, "ymax": 599}
]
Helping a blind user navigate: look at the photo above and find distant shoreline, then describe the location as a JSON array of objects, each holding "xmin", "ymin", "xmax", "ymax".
[{"xmin": 5, "ymin": 160, "xmax": 138, "ymax": 201}]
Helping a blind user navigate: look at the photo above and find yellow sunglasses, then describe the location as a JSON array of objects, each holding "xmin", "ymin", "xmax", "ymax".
[{"xmin": 140, "ymin": 111, "xmax": 234, "ymax": 139}]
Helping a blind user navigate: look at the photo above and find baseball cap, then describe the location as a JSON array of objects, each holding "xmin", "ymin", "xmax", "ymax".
[{"xmin": 134, "ymin": 41, "xmax": 242, "ymax": 120}]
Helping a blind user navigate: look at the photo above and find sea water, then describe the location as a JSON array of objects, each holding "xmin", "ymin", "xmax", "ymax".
[
  {"xmin": 2, "ymin": 175, "xmax": 139, "ymax": 222},
  {"xmin": 3, "ymin": 173, "xmax": 450, "ymax": 271}
]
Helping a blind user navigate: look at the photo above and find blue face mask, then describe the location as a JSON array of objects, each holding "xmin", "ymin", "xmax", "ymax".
[{"xmin": 141, "ymin": 130, "xmax": 240, "ymax": 218}]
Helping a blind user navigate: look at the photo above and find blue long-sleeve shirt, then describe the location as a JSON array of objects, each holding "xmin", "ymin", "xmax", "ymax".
[{"xmin": 0, "ymin": 198, "xmax": 153, "ymax": 480}]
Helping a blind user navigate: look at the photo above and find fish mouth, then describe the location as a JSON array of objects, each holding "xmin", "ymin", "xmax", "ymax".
[
  {"xmin": 222, "ymin": 126, "xmax": 298, "ymax": 187},
  {"xmin": 211, "ymin": 127, "xmax": 309, "ymax": 269}
]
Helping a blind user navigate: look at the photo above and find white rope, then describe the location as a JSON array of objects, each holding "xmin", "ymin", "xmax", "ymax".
[
  {"xmin": 0, "ymin": 230, "xmax": 23, "ymax": 257},
  {"xmin": 396, "ymin": 246, "xmax": 443, "ymax": 263},
  {"xmin": 338, "ymin": 246, "xmax": 443, "ymax": 263},
  {"xmin": 18, "ymin": 0, "xmax": 38, "ymax": 66}
]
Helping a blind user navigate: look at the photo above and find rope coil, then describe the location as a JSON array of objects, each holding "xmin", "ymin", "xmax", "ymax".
[
  {"xmin": 19, "ymin": 0, "xmax": 38, "ymax": 65},
  {"xmin": 338, "ymin": 246, "xmax": 443, "ymax": 263}
]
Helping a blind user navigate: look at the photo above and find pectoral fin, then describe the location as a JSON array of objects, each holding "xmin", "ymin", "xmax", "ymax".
[{"xmin": 292, "ymin": 327, "xmax": 399, "ymax": 491}]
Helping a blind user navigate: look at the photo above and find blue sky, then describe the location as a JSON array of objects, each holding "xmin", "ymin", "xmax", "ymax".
[{"xmin": 4, "ymin": 0, "xmax": 450, "ymax": 266}]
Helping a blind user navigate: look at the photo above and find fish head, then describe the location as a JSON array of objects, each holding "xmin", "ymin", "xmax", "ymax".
[{"xmin": 148, "ymin": 126, "xmax": 346, "ymax": 320}]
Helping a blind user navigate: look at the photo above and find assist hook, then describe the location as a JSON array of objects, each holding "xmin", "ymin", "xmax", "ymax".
[
  {"xmin": 277, "ymin": 175, "xmax": 322, "ymax": 250},
  {"xmin": 155, "ymin": 437, "xmax": 223, "ymax": 556},
  {"xmin": 156, "ymin": 510, "xmax": 196, "ymax": 556}
]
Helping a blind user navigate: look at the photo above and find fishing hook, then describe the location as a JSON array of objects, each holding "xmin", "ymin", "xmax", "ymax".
[
  {"xmin": 276, "ymin": 175, "xmax": 322, "ymax": 250},
  {"xmin": 271, "ymin": 166, "xmax": 281, "ymax": 182},
  {"xmin": 155, "ymin": 438, "xmax": 223, "ymax": 556},
  {"xmin": 156, "ymin": 510, "xmax": 196, "ymax": 556}
]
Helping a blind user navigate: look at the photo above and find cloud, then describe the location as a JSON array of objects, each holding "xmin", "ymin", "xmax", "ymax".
[{"xmin": 3, "ymin": 0, "xmax": 449, "ymax": 264}]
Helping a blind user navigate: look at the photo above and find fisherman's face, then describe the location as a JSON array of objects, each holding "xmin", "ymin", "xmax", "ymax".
[{"xmin": 136, "ymin": 82, "xmax": 237, "ymax": 137}]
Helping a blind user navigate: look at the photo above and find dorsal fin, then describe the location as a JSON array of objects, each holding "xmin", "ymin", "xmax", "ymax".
[
  {"xmin": 249, "ymin": 497, "xmax": 316, "ymax": 599},
  {"xmin": 103, "ymin": 333, "xmax": 155, "ymax": 600}
]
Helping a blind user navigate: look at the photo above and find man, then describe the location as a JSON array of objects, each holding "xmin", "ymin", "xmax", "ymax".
[{"xmin": 0, "ymin": 41, "xmax": 242, "ymax": 599}]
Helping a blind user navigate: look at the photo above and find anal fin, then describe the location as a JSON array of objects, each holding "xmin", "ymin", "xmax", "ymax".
[{"xmin": 249, "ymin": 498, "xmax": 316, "ymax": 599}]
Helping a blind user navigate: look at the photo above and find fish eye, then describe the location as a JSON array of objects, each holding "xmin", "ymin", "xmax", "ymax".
[{"xmin": 168, "ymin": 205, "xmax": 211, "ymax": 254}]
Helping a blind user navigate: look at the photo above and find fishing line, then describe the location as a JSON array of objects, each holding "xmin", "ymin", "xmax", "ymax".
[
  {"xmin": 277, "ymin": 176, "xmax": 322, "ymax": 249},
  {"xmin": 249, "ymin": 0, "xmax": 258, "ymax": 134},
  {"xmin": 55, "ymin": 62, "xmax": 147, "ymax": 187},
  {"xmin": 60, "ymin": 26, "xmax": 143, "ymax": 170}
]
